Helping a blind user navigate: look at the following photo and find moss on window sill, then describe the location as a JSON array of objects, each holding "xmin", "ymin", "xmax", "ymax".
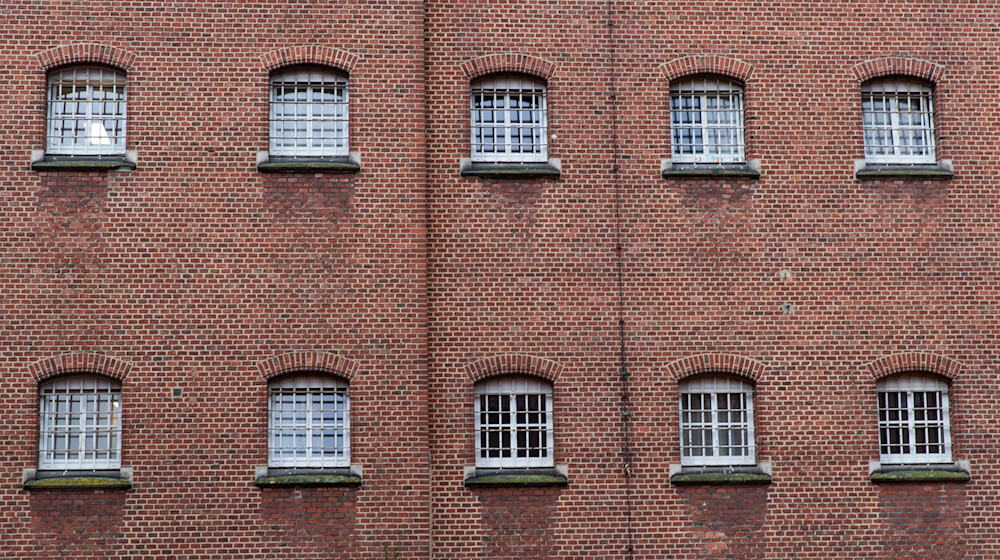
[
  {"xmin": 31, "ymin": 157, "xmax": 135, "ymax": 172},
  {"xmin": 255, "ymin": 473, "xmax": 363, "ymax": 487},
  {"xmin": 662, "ymin": 163, "xmax": 760, "ymax": 179},
  {"xmin": 460, "ymin": 162, "xmax": 561, "ymax": 179},
  {"xmin": 24, "ymin": 476, "xmax": 131, "ymax": 490},
  {"xmin": 870, "ymin": 469, "xmax": 970, "ymax": 483},
  {"xmin": 670, "ymin": 471, "xmax": 772, "ymax": 486},
  {"xmin": 855, "ymin": 163, "xmax": 953, "ymax": 179},
  {"xmin": 464, "ymin": 468, "xmax": 568, "ymax": 488},
  {"xmin": 257, "ymin": 157, "xmax": 360, "ymax": 174}
]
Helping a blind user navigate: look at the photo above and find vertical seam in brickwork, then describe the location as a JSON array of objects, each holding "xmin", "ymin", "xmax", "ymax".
[{"xmin": 608, "ymin": 1, "xmax": 634, "ymax": 557}]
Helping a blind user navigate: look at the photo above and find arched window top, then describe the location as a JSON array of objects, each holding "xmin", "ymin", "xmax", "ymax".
[
  {"xmin": 39, "ymin": 373, "xmax": 122, "ymax": 470},
  {"xmin": 269, "ymin": 66, "xmax": 349, "ymax": 158},
  {"xmin": 46, "ymin": 65, "xmax": 127, "ymax": 156},
  {"xmin": 268, "ymin": 372, "xmax": 348, "ymax": 390},
  {"xmin": 876, "ymin": 371, "xmax": 948, "ymax": 392},
  {"xmin": 678, "ymin": 372, "xmax": 753, "ymax": 393},
  {"xmin": 474, "ymin": 373, "xmax": 552, "ymax": 395},
  {"xmin": 470, "ymin": 75, "xmax": 548, "ymax": 164},
  {"xmin": 861, "ymin": 77, "xmax": 936, "ymax": 165},
  {"xmin": 669, "ymin": 76, "xmax": 745, "ymax": 164},
  {"xmin": 876, "ymin": 371, "xmax": 951, "ymax": 464},
  {"xmin": 268, "ymin": 372, "xmax": 350, "ymax": 468},
  {"xmin": 678, "ymin": 373, "xmax": 756, "ymax": 467}
]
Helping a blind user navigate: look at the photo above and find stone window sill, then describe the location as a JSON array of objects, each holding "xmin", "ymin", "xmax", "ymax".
[
  {"xmin": 869, "ymin": 461, "xmax": 970, "ymax": 484},
  {"xmin": 460, "ymin": 158, "xmax": 561, "ymax": 179},
  {"xmin": 31, "ymin": 155, "xmax": 136, "ymax": 172},
  {"xmin": 670, "ymin": 463, "xmax": 772, "ymax": 486},
  {"xmin": 854, "ymin": 159, "xmax": 953, "ymax": 180},
  {"xmin": 463, "ymin": 466, "xmax": 568, "ymax": 488},
  {"xmin": 254, "ymin": 466, "xmax": 363, "ymax": 488},
  {"xmin": 257, "ymin": 151, "xmax": 362, "ymax": 174},
  {"xmin": 661, "ymin": 159, "xmax": 761, "ymax": 179},
  {"xmin": 23, "ymin": 468, "xmax": 132, "ymax": 490}
]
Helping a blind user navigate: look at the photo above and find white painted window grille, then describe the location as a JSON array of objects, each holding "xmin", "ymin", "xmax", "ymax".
[
  {"xmin": 877, "ymin": 373, "xmax": 951, "ymax": 464},
  {"xmin": 269, "ymin": 67, "xmax": 349, "ymax": 157},
  {"xmin": 39, "ymin": 375, "xmax": 122, "ymax": 470},
  {"xmin": 862, "ymin": 78, "xmax": 936, "ymax": 164},
  {"xmin": 268, "ymin": 374, "xmax": 349, "ymax": 468},
  {"xmin": 474, "ymin": 376, "xmax": 554, "ymax": 468},
  {"xmin": 471, "ymin": 75, "xmax": 548, "ymax": 163},
  {"xmin": 46, "ymin": 66, "xmax": 127, "ymax": 156},
  {"xmin": 679, "ymin": 374, "xmax": 756, "ymax": 466},
  {"xmin": 670, "ymin": 76, "xmax": 745, "ymax": 164}
]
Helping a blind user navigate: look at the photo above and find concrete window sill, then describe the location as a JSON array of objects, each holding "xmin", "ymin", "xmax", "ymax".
[
  {"xmin": 870, "ymin": 463, "xmax": 970, "ymax": 484},
  {"xmin": 661, "ymin": 159, "xmax": 761, "ymax": 179},
  {"xmin": 255, "ymin": 467, "xmax": 363, "ymax": 488},
  {"xmin": 23, "ymin": 468, "xmax": 132, "ymax": 491},
  {"xmin": 460, "ymin": 158, "xmax": 561, "ymax": 179},
  {"xmin": 257, "ymin": 156, "xmax": 361, "ymax": 174},
  {"xmin": 670, "ymin": 464, "xmax": 772, "ymax": 486},
  {"xmin": 31, "ymin": 156, "xmax": 136, "ymax": 172},
  {"xmin": 854, "ymin": 160, "xmax": 953, "ymax": 180},
  {"xmin": 464, "ymin": 467, "xmax": 568, "ymax": 488}
]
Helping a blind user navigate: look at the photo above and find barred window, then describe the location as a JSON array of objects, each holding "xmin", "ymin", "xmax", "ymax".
[
  {"xmin": 670, "ymin": 76, "xmax": 745, "ymax": 163},
  {"xmin": 268, "ymin": 374, "xmax": 349, "ymax": 467},
  {"xmin": 474, "ymin": 376, "xmax": 553, "ymax": 468},
  {"xmin": 270, "ymin": 67, "xmax": 349, "ymax": 157},
  {"xmin": 39, "ymin": 375, "xmax": 122, "ymax": 470},
  {"xmin": 877, "ymin": 373, "xmax": 951, "ymax": 464},
  {"xmin": 862, "ymin": 78, "xmax": 936, "ymax": 164},
  {"xmin": 679, "ymin": 375, "xmax": 756, "ymax": 466},
  {"xmin": 471, "ymin": 75, "xmax": 548, "ymax": 163},
  {"xmin": 46, "ymin": 66, "xmax": 126, "ymax": 156}
]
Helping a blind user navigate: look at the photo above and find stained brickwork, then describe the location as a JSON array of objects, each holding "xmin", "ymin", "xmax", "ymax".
[{"xmin": 1, "ymin": 1, "xmax": 998, "ymax": 559}]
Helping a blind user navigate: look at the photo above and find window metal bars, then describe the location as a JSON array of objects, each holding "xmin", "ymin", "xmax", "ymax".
[
  {"xmin": 474, "ymin": 376, "xmax": 554, "ymax": 468},
  {"xmin": 268, "ymin": 383, "xmax": 350, "ymax": 468},
  {"xmin": 46, "ymin": 66, "xmax": 126, "ymax": 156},
  {"xmin": 862, "ymin": 80, "xmax": 936, "ymax": 164},
  {"xmin": 471, "ymin": 77, "xmax": 548, "ymax": 163},
  {"xmin": 678, "ymin": 374, "xmax": 756, "ymax": 466},
  {"xmin": 670, "ymin": 77, "xmax": 745, "ymax": 164},
  {"xmin": 39, "ymin": 376, "xmax": 122, "ymax": 470},
  {"xmin": 269, "ymin": 69, "xmax": 349, "ymax": 157},
  {"xmin": 878, "ymin": 389, "xmax": 951, "ymax": 464}
]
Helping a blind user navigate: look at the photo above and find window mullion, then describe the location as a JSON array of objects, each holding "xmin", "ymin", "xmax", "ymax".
[
  {"xmin": 503, "ymin": 92, "xmax": 513, "ymax": 157},
  {"xmin": 508, "ymin": 391, "xmax": 517, "ymax": 464},
  {"xmin": 700, "ymin": 93, "xmax": 711, "ymax": 160},
  {"xmin": 305, "ymin": 390, "xmax": 313, "ymax": 463},
  {"xmin": 710, "ymin": 392, "xmax": 719, "ymax": 458},
  {"xmin": 889, "ymin": 96, "xmax": 902, "ymax": 157},
  {"xmin": 906, "ymin": 390, "xmax": 917, "ymax": 458}
]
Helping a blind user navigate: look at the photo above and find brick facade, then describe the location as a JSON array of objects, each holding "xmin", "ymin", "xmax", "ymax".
[{"xmin": 1, "ymin": 1, "xmax": 998, "ymax": 559}]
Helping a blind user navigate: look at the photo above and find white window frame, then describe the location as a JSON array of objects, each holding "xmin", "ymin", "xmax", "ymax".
[
  {"xmin": 861, "ymin": 78, "xmax": 937, "ymax": 165},
  {"xmin": 46, "ymin": 65, "xmax": 127, "ymax": 156},
  {"xmin": 38, "ymin": 375, "xmax": 122, "ymax": 470},
  {"xmin": 470, "ymin": 75, "xmax": 548, "ymax": 163},
  {"xmin": 268, "ymin": 374, "xmax": 350, "ymax": 468},
  {"xmin": 474, "ymin": 376, "xmax": 554, "ymax": 469},
  {"xmin": 678, "ymin": 374, "xmax": 756, "ymax": 467},
  {"xmin": 269, "ymin": 66, "xmax": 349, "ymax": 157},
  {"xmin": 877, "ymin": 373, "xmax": 952, "ymax": 465},
  {"xmin": 669, "ymin": 76, "xmax": 746, "ymax": 164}
]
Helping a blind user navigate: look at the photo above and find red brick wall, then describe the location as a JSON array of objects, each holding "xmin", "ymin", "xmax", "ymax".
[
  {"xmin": 0, "ymin": 1, "xmax": 429, "ymax": 558},
  {"xmin": 2, "ymin": 1, "xmax": 999, "ymax": 559}
]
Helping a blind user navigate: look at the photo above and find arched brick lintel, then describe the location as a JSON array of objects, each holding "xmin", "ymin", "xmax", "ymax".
[
  {"xmin": 460, "ymin": 53, "xmax": 557, "ymax": 82},
  {"xmin": 660, "ymin": 55, "xmax": 754, "ymax": 83},
  {"xmin": 464, "ymin": 354, "xmax": 564, "ymax": 383},
  {"xmin": 665, "ymin": 353, "xmax": 767, "ymax": 383},
  {"xmin": 866, "ymin": 352, "xmax": 963, "ymax": 381},
  {"xmin": 851, "ymin": 56, "xmax": 946, "ymax": 84},
  {"xmin": 33, "ymin": 43, "xmax": 137, "ymax": 72},
  {"xmin": 261, "ymin": 46, "xmax": 358, "ymax": 74},
  {"xmin": 30, "ymin": 353, "xmax": 133, "ymax": 383},
  {"xmin": 257, "ymin": 351, "xmax": 359, "ymax": 381}
]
